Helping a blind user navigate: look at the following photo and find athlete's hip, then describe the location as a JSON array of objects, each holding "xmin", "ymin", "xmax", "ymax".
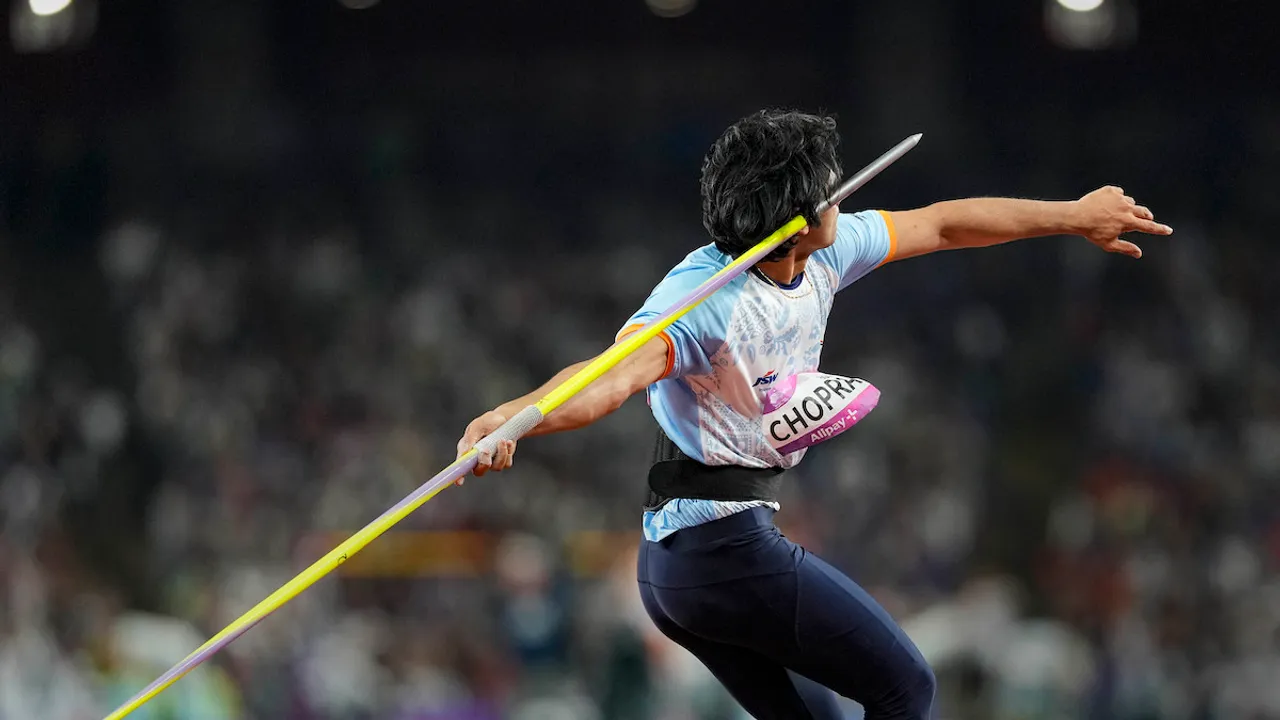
[{"xmin": 637, "ymin": 506, "xmax": 803, "ymax": 588}]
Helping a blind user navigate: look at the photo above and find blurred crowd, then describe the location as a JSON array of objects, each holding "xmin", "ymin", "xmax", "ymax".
[{"xmin": 3, "ymin": 8, "xmax": 1280, "ymax": 718}]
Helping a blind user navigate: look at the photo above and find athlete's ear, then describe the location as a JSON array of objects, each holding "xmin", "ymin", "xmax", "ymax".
[{"xmin": 798, "ymin": 226, "xmax": 810, "ymax": 235}]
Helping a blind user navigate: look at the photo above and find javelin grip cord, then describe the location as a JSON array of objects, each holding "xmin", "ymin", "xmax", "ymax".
[{"xmin": 472, "ymin": 405, "xmax": 547, "ymax": 457}]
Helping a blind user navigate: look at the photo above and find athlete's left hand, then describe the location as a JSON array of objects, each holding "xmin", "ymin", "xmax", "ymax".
[{"xmin": 1074, "ymin": 186, "xmax": 1173, "ymax": 259}]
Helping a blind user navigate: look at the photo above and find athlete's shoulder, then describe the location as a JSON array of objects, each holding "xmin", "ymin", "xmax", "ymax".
[
  {"xmin": 621, "ymin": 243, "xmax": 740, "ymax": 375},
  {"xmin": 809, "ymin": 210, "xmax": 895, "ymax": 291},
  {"xmin": 810, "ymin": 210, "xmax": 886, "ymax": 261},
  {"xmin": 670, "ymin": 243, "xmax": 732, "ymax": 274},
  {"xmin": 654, "ymin": 244, "xmax": 746, "ymax": 294},
  {"xmin": 629, "ymin": 244, "xmax": 741, "ymax": 315},
  {"xmin": 637, "ymin": 244, "xmax": 743, "ymax": 335}
]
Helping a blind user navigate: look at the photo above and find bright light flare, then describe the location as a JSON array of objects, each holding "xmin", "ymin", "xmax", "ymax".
[
  {"xmin": 1056, "ymin": 0, "xmax": 1105, "ymax": 12},
  {"xmin": 28, "ymin": 0, "xmax": 72, "ymax": 16}
]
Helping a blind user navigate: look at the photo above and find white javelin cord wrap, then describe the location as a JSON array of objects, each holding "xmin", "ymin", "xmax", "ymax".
[{"xmin": 471, "ymin": 405, "xmax": 546, "ymax": 458}]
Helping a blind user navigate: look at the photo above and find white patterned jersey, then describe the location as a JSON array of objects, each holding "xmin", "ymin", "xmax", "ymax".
[{"xmin": 616, "ymin": 210, "xmax": 898, "ymax": 540}]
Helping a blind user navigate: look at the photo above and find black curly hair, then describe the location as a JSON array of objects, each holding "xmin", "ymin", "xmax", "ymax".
[{"xmin": 700, "ymin": 109, "xmax": 842, "ymax": 261}]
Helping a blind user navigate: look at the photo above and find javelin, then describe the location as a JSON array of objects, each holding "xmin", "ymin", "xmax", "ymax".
[{"xmin": 102, "ymin": 132, "xmax": 921, "ymax": 720}]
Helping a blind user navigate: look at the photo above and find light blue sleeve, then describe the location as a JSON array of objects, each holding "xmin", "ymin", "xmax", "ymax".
[
  {"xmin": 616, "ymin": 250, "xmax": 730, "ymax": 379},
  {"xmin": 813, "ymin": 210, "xmax": 895, "ymax": 292}
]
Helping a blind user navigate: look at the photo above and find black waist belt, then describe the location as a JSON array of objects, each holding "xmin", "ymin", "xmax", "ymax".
[{"xmin": 644, "ymin": 427, "xmax": 785, "ymax": 510}]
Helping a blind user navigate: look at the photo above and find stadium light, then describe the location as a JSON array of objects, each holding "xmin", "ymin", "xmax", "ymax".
[
  {"xmin": 1056, "ymin": 0, "xmax": 1104, "ymax": 12},
  {"xmin": 13, "ymin": 0, "xmax": 95, "ymax": 53},
  {"xmin": 29, "ymin": 0, "xmax": 72, "ymax": 16},
  {"xmin": 28, "ymin": 0, "xmax": 71, "ymax": 15},
  {"xmin": 1046, "ymin": 0, "xmax": 1134, "ymax": 50}
]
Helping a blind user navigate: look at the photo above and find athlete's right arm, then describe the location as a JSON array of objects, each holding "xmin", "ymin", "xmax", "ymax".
[{"xmin": 454, "ymin": 335, "xmax": 671, "ymax": 479}]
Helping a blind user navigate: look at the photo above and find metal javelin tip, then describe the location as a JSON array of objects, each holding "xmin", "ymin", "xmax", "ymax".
[{"xmin": 816, "ymin": 134, "xmax": 921, "ymax": 215}]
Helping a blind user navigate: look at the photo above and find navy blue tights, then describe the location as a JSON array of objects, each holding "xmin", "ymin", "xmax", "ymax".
[{"xmin": 637, "ymin": 507, "xmax": 936, "ymax": 719}]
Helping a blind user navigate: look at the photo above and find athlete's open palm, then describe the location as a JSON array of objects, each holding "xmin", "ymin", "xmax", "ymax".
[
  {"xmin": 1075, "ymin": 185, "xmax": 1173, "ymax": 259},
  {"xmin": 455, "ymin": 410, "xmax": 517, "ymax": 483}
]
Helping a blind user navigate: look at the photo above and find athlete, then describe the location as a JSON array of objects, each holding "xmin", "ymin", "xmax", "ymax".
[{"xmin": 455, "ymin": 109, "xmax": 1172, "ymax": 719}]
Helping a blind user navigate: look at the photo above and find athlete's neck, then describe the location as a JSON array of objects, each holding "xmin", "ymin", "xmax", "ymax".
[{"xmin": 756, "ymin": 252, "xmax": 811, "ymax": 286}]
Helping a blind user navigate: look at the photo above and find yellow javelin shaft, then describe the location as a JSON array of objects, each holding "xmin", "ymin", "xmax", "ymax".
[
  {"xmin": 101, "ymin": 462, "xmax": 478, "ymax": 719},
  {"xmin": 103, "ymin": 217, "xmax": 809, "ymax": 720}
]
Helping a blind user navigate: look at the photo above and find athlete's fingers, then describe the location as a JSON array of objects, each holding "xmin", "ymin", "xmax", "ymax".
[
  {"xmin": 473, "ymin": 446, "xmax": 493, "ymax": 477},
  {"xmin": 457, "ymin": 428, "xmax": 479, "ymax": 456},
  {"xmin": 457, "ymin": 413, "xmax": 503, "ymax": 484},
  {"xmin": 1132, "ymin": 205, "xmax": 1154, "ymax": 221},
  {"xmin": 461, "ymin": 423, "xmax": 491, "ymax": 452},
  {"xmin": 1123, "ymin": 195, "xmax": 1137, "ymax": 206},
  {"xmin": 492, "ymin": 440, "xmax": 515, "ymax": 471},
  {"xmin": 457, "ymin": 411, "xmax": 506, "ymax": 458},
  {"xmin": 1132, "ymin": 217, "xmax": 1173, "ymax": 235},
  {"xmin": 1105, "ymin": 238, "xmax": 1143, "ymax": 258},
  {"xmin": 461, "ymin": 432, "xmax": 490, "ymax": 456}
]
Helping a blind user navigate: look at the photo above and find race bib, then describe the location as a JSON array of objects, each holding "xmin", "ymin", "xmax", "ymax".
[{"xmin": 760, "ymin": 372, "xmax": 880, "ymax": 455}]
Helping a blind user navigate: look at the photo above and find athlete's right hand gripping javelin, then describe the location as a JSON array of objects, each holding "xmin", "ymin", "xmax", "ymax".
[{"xmin": 456, "ymin": 410, "xmax": 517, "ymax": 483}]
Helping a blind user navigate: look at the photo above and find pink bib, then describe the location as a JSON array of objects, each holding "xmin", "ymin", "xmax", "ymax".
[{"xmin": 761, "ymin": 373, "xmax": 880, "ymax": 454}]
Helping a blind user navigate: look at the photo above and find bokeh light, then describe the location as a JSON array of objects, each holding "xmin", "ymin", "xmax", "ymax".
[
  {"xmin": 1056, "ymin": 0, "xmax": 1104, "ymax": 11},
  {"xmin": 28, "ymin": 0, "xmax": 72, "ymax": 16},
  {"xmin": 646, "ymin": 0, "xmax": 696, "ymax": 18}
]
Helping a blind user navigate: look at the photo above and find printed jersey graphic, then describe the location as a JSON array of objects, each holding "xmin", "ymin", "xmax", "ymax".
[
  {"xmin": 617, "ymin": 210, "xmax": 897, "ymax": 541},
  {"xmin": 752, "ymin": 370, "xmax": 779, "ymax": 388}
]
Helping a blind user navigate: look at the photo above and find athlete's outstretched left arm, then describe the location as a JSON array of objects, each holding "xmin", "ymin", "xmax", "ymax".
[{"xmin": 887, "ymin": 185, "xmax": 1173, "ymax": 262}]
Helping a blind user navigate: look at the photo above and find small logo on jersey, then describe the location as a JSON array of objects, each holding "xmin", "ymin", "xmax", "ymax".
[{"xmin": 753, "ymin": 370, "xmax": 779, "ymax": 387}]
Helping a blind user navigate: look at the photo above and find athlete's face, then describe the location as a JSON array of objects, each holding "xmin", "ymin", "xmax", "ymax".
[
  {"xmin": 793, "ymin": 170, "xmax": 841, "ymax": 253},
  {"xmin": 794, "ymin": 203, "xmax": 840, "ymax": 254}
]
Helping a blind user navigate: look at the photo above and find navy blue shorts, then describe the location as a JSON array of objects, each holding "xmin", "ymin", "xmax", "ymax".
[{"xmin": 637, "ymin": 506, "xmax": 936, "ymax": 719}]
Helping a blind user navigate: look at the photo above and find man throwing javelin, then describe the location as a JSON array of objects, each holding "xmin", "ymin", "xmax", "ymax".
[{"xmin": 456, "ymin": 109, "xmax": 1172, "ymax": 719}]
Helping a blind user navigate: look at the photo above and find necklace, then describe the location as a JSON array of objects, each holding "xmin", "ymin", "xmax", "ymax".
[{"xmin": 753, "ymin": 267, "xmax": 813, "ymax": 299}]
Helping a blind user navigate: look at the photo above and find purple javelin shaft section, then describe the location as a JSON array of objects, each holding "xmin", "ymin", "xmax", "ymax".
[
  {"xmin": 111, "ymin": 133, "xmax": 920, "ymax": 718},
  {"xmin": 636, "ymin": 133, "xmax": 921, "ymax": 332}
]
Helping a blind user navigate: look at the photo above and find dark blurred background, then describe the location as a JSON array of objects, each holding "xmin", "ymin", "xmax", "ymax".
[{"xmin": 2, "ymin": 0, "xmax": 1278, "ymax": 718}]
